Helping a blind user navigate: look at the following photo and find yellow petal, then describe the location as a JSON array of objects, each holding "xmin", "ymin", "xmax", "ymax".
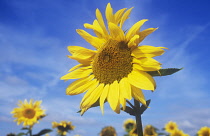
[
  {"xmin": 137, "ymin": 28, "xmax": 158, "ymax": 44},
  {"xmin": 119, "ymin": 7, "xmax": 133, "ymax": 28},
  {"xmin": 131, "ymin": 85, "xmax": 147, "ymax": 106},
  {"xmin": 107, "ymin": 80, "xmax": 120, "ymax": 113},
  {"xmin": 105, "ymin": 3, "xmax": 114, "ymax": 23},
  {"xmin": 80, "ymin": 79, "xmax": 98, "ymax": 104},
  {"xmin": 132, "ymin": 57, "xmax": 161, "ymax": 71},
  {"xmin": 132, "ymin": 45, "xmax": 167, "ymax": 58},
  {"xmin": 119, "ymin": 91, "xmax": 126, "ymax": 110},
  {"xmin": 100, "ymin": 84, "xmax": 109, "ymax": 114},
  {"xmin": 66, "ymin": 75, "xmax": 94, "ymax": 95},
  {"xmin": 114, "ymin": 8, "xmax": 127, "ymax": 24},
  {"xmin": 126, "ymin": 19, "xmax": 148, "ymax": 40},
  {"xmin": 84, "ymin": 20, "xmax": 104, "ymax": 38},
  {"xmin": 96, "ymin": 8, "xmax": 108, "ymax": 36},
  {"xmin": 76, "ymin": 29, "xmax": 104, "ymax": 49},
  {"xmin": 67, "ymin": 45, "xmax": 96, "ymax": 64},
  {"xmin": 108, "ymin": 22, "xmax": 125, "ymax": 41},
  {"xmin": 128, "ymin": 69, "xmax": 156, "ymax": 91},
  {"xmin": 68, "ymin": 64, "xmax": 84, "ymax": 72},
  {"xmin": 115, "ymin": 100, "xmax": 121, "ymax": 114},
  {"xmin": 60, "ymin": 67, "xmax": 92, "ymax": 80},
  {"xmin": 128, "ymin": 35, "xmax": 139, "ymax": 48},
  {"xmin": 119, "ymin": 78, "xmax": 132, "ymax": 100},
  {"xmin": 81, "ymin": 83, "xmax": 104, "ymax": 109}
]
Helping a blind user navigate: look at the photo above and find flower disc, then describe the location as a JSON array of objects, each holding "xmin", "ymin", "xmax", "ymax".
[{"xmin": 93, "ymin": 40, "xmax": 132, "ymax": 84}]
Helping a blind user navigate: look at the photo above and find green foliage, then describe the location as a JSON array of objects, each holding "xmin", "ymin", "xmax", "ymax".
[
  {"xmin": 17, "ymin": 133, "xmax": 27, "ymax": 136},
  {"xmin": 147, "ymin": 68, "xmax": 183, "ymax": 77},
  {"xmin": 33, "ymin": 129, "xmax": 52, "ymax": 136}
]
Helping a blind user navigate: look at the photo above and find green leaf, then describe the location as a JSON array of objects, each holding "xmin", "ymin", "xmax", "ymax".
[
  {"xmin": 147, "ymin": 68, "xmax": 183, "ymax": 77},
  {"xmin": 157, "ymin": 132, "xmax": 168, "ymax": 135},
  {"xmin": 17, "ymin": 133, "xmax": 27, "ymax": 136},
  {"xmin": 21, "ymin": 127, "xmax": 29, "ymax": 130},
  {"xmin": 32, "ymin": 129, "xmax": 52, "ymax": 136}
]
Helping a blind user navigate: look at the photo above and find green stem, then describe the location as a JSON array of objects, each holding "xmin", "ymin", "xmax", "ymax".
[
  {"xmin": 134, "ymin": 99, "xmax": 143, "ymax": 136},
  {"xmin": 126, "ymin": 100, "xmax": 135, "ymax": 109},
  {"xmin": 29, "ymin": 125, "xmax": 33, "ymax": 136},
  {"xmin": 29, "ymin": 129, "xmax": 32, "ymax": 136}
]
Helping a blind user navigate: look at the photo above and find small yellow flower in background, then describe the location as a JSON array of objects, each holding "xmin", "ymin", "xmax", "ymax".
[
  {"xmin": 100, "ymin": 126, "xmax": 117, "ymax": 136},
  {"xmin": 170, "ymin": 129, "xmax": 189, "ymax": 136},
  {"xmin": 52, "ymin": 121, "xmax": 75, "ymax": 136},
  {"xmin": 11, "ymin": 99, "xmax": 45, "ymax": 127},
  {"xmin": 123, "ymin": 119, "xmax": 136, "ymax": 132},
  {"xmin": 197, "ymin": 126, "xmax": 210, "ymax": 136},
  {"xmin": 165, "ymin": 121, "xmax": 178, "ymax": 134},
  {"xmin": 143, "ymin": 125, "xmax": 157, "ymax": 136},
  {"xmin": 129, "ymin": 126, "xmax": 138, "ymax": 136},
  {"xmin": 61, "ymin": 2, "xmax": 166, "ymax": 115}
]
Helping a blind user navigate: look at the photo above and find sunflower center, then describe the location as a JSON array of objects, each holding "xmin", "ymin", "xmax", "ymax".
[
  {"xmin": 169, "ymin": 126, "xmax": 174, "ymax": 130},
  {"xmin": 202, "ymin": 131, "xmax": 209, "ymax": 136},
  {"xmin": 23, "ymin": 108, "xmax": 36, "ymax": 119},
  {"xmin": 92, "ymin": 39, "xmax": 133, "ymax": 84}
]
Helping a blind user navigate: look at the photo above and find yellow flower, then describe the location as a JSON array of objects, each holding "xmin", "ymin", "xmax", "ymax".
[
  {"xmin": 129, "ymin": 126, "xmax": 138, "ymax": 136},
  {"xmin": 165, "ymin": 121, "xmax": 178, "ymax": 134},
  {"xmin": 52, "ymin": 121, "xmax": 75, "ymax": 136},
  {"xmin": 61, "ymin": 3, "xmax": 166, "ymax": 114},
  {"xmin": 197, "ymin": 126, "xmax": 210, "ymax": 136},
  {"xmin": 143, "ymin": 125, "xmax": 158, "ymax": 136},
  {"xmin": 100, "ymin": 126, "xmax": 117, "ymax": 136},
  {"xmin": 11, "ymin": 99, "xmax": 45, "ymax": 127},
  {"xmin": 123, "ymin": 119, "xmax": 136, "ymax": 132},
  {"xmin": 170, "ymin": 129, "xmax": 189, "ymax": 136}
]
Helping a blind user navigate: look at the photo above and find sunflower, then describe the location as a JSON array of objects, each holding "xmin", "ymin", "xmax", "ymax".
[
  {"xmin": 61, "ymin": 3, "xmax": 166, "ymax": 114},
  {"xmin": 165, "ymin": 121, "xmax": 178, "ymax": 134},
  {"xmin": 123, "ymin": 119, "xmax": 136, "ymax": 133},
  {"xmin": 100, "ymin": 126, "xmax": 117, "ymax": 136},
  {"xmin": 52, "ymin": 121, "xmax": 75, "ymax": 136},
  {"xmin": 197, "ymin": 126, "xmax": 210, "ymax": 136},
  {"xmin": 11, "ymin": 99, "xmax": 45, "ymax": 127},
  {"xmin": 129, "ymin": 126, "xmax": 138, "ymax": 136},
  {"xmin": 143, "ymin": 125, "xmax": 158, "ymax": 136},
  {"xmin": 170, "ymin": 129, "xmax": 189, "ymax": 136}
]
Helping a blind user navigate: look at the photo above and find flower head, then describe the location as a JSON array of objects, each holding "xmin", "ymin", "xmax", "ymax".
[
  {"xmin": 129, "ymin": 126, "xmax": 138, "ymax": 136},
  {"xmin": 100, "ymin": 126, "xmax": 117, "ymax": 136},
  {"xmin": 52, "ymin": 121, "xmax": 75, "ymax": 136},
  {"xmin": 197, "ymin": 126, "xmax": 210, "ymax": 136},
  {"xmin": 123, "ymin": 119, "xmax": 136, "ymax": 132},
  {"xmin": 170, "ymin": 129, "xmax": 189, "ymax": 136},
  {"xmin": 165, "ymin": 121, "xmax": 178, "ymax": 134},
  {"xmin": 61, "ymin": 3, "xmax": 166, "ymax": 114},
  {"xmin": 143, "ymin": 125, "xmax": 158, "ymax": 136},
  {"xmin": 11, "ymin": 99, "xmax": 45, "ymax": 127}
]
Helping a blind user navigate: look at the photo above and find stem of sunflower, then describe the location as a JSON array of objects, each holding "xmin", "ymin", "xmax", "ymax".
[
  {"xmin": 29, "ymin": 125, "xmax": 33, "ymax": 136},
  {"xmin": 29, "ymin": 129, "xmax": 32, "ymax": 136},
  {"xmin": 134, "ymin": 99, "xmax": 143, "ymax": 136}
]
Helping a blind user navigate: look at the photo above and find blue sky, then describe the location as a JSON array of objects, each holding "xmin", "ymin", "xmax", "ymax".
[{"xmin": 0, "ymin": 0, "xmax": 210, "ymax": 135}]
